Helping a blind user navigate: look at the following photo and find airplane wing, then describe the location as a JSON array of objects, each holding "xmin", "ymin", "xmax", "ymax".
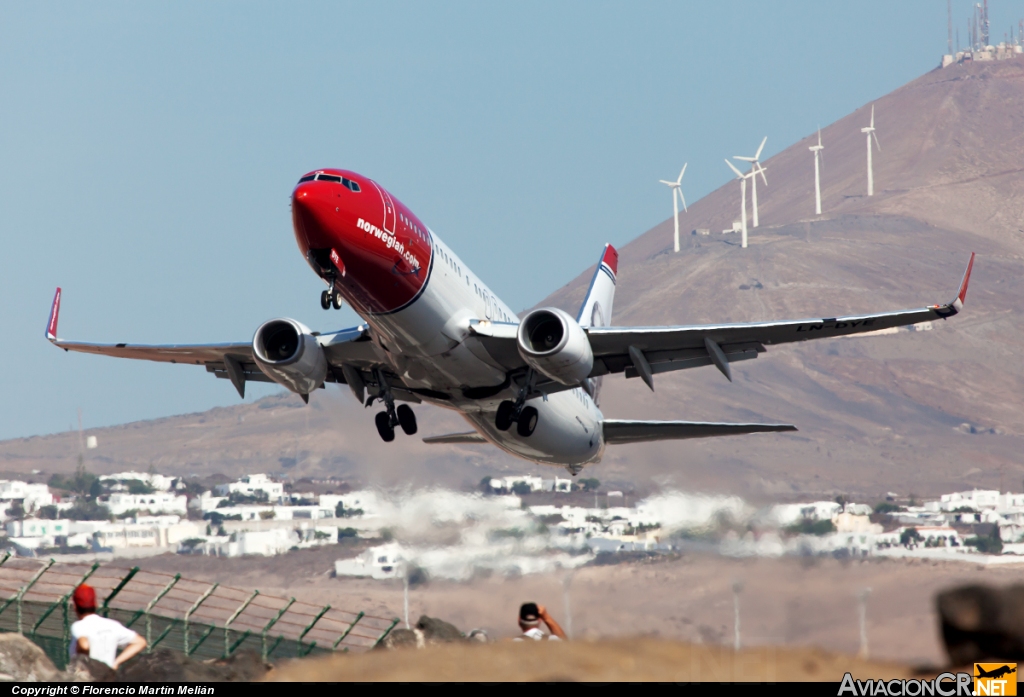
[
  {"xmin": 422, "ymin": 432, "xmax": 487, "ymax": 444},
  {"xmin": 588, "ymin": 253, "xmax": 974, "ymax": 388},
  {"xmin": 44, "ymin": 287, "xmax": 388, "ymax": 400},
  {"xmin": 603, "ymin": 419, "xmax": 796, "ymax": 444}
]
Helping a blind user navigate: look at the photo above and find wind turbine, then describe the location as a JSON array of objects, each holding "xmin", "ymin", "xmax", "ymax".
[
  {"xmin": 861, "ymin": 105, "xmax": 881, "ymax": 196},
  {"xmin": 725, "ymin": 159, "xmax": 751, "ymax": 249},
  {"xmin": 809, "ymin": 129, "xmax": 824, "ymax": 215},
  {"xmin": 734, "ymin": 137, "xmax": 768, "ymax": 227},
  {"xmin": 659, "ymin": 164, "xmax": 688, "ymax": 253}
]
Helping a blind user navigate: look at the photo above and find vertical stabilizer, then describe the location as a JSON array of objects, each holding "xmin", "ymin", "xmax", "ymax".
[{"xmin": 577, "ymin": 245, "xmax": 617, "ymax": 328}]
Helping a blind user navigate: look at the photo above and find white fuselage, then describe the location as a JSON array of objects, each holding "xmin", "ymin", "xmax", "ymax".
[{"xmin": 356, "ymin": 233, "xmax": 604, "ymax": 469}]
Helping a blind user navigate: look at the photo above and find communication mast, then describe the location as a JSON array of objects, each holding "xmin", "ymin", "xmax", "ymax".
[
  {"xmin": 948, "ymin": 0, "xmax": 953, "ymax": 55},
  {"xmin": 982, "ymin": 0, "xmax": 989, "ymax": 46}
]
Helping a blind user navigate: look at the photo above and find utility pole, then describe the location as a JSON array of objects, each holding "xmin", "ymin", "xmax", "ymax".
[
  {"xmin": 732, "ymin": 580, "xmax": 744, "ymax": 651},
  {"xmin": 858, "ymin": 588, "xmax": 872, "ymax": 659},
  {"xmin": 562, "ymin": 570, "xmax": 575, "ymax": 639}
]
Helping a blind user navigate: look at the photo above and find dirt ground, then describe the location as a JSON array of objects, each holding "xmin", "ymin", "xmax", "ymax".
[
  {"xmin": 113, "ymin": 548, "xmax": 1024, "ymax": 668},
  {"xmin": 266, "ymin": 639, "xmax": 926, "ymax": 682}
]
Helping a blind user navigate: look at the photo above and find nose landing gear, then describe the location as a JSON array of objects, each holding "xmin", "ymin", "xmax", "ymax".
[{"xmin": 320, "ymin": 287, "xmax": 343, "ymax": 310}]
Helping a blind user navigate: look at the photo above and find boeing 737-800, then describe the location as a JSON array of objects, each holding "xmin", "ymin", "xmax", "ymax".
[{"xmin": 45, "ymin": 169, "xmax": 974, "ymax": 474}]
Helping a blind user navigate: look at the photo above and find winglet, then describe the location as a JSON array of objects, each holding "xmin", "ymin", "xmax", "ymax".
[
  {"xmin": 952, "ymin": 252, "xmax": 975, "ymax": 312},
  {"xmin": 45, "ymin": 287, "xmax": 61, "ymax": 342}
]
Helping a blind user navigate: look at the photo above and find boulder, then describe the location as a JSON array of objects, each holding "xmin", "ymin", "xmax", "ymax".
[
  {"xmin": 937, "ymin": 584, "xmax": 1024, "ymax": 664},
  {"xmin": 0, "ymin": 633, "xmax": 59, "ymax": 682},
  {"xmin": 113, "ymin": 649, "xmax": 271, "ymax": 682},
  {"xmin": 376, "ymin": 616, "xmax": 465, "ymax": 650},
  {"xmin": 416, "ymin": 616, "xmax": 463, "ymax": 644}
]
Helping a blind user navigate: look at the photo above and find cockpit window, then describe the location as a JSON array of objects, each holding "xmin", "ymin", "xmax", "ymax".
[{"xmin": 299, "ymin": 172, "xmax": 361, "ymax": 192}]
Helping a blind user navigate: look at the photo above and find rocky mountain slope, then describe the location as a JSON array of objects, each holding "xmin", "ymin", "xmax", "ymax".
[{"xmin": 4, "ymin": 58, "xmax": 1024, "ymax": 501}]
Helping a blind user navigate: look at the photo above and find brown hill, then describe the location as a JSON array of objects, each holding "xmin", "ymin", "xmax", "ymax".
[{"xmin": 3, "ymin": 59, "xmax": 1024, "ymax": 500}]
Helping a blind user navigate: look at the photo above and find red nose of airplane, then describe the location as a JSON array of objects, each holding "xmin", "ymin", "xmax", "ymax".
[{"xmin": 291, "ymin": 182, "xmax": 336, "ymax": 252}]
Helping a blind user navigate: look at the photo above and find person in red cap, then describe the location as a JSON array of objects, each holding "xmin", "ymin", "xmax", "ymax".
[{"xmin": 69, "ymin": 584, "xmax": 147, "ymax": 669}]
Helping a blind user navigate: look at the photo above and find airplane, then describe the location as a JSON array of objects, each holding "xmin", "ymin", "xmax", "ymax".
[
  {"xmin": 45, "ymin": 168, "xmax": 975, "ymax": 474},
  {"xmin": 976, "ymin": 665, "xmax": 1016, "ymax": 680}
]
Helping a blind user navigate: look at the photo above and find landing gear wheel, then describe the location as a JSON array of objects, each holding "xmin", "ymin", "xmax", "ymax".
[
  {"xmin": 396, "ymin": 404, "xmax": 417, "ymax": 435},
  {"xmin": 516, "ymin": 406, "xmax": 538, "ymax": 437},
  {"xmin": 320, "ymin": 290, "xmax": 331, "ymax": 310},
  {"xmin": 331, "ymin": 290, "xmax": 343, "ymax": 310},
  {"xmin": 375, "ymin": 411, "xmax": 395, "ymax": 442},
  {"xmin": 495, "ymin": 401, "xmax": 516, "ymax": 431}
]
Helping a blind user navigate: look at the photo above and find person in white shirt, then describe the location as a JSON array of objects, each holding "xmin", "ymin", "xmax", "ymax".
[
  {"xmin": 69, "ymin": 584, "xmax": 147, "ymax": 670},
  {"xmin": 513, "ymin": 602, "xmax": 567, "ymax": 641}
]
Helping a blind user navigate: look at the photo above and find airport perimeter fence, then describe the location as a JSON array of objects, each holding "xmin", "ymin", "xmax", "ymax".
[{"xmin": 0, "ymin": 552, "xmax": 400, "ymax": 669}]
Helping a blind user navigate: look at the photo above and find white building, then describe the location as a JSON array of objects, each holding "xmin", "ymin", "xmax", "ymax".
[
  {"xmin": 7, "ymin": 518, "xmax": 71, "ymax": 538},
  {"xmin": 0, "ymin": 480, "xmax": 54, "ymax": 515},
  {"xmin": 768, "ymin": 501, "xmax": 842, "ymax": 527},
  {"xmin": 319, "ymin": 491, "xmax": 379, "ymax": 517},
  {"xmin": 488, "ymin": 476, "xmax": 572, "ymax": 494},
  {"xmin": 181, "ymin": 525, "xmax": 335, "ymax": 557},
  {"xmin": 99, "ymin": 472, "xmax": 174, "ymax": 492},
  {"xmin": 335, "ymin": 544, "xmax": 405, "ymax": 580},
  {"xmin": 106, "ymin": 492, "xmax": 187, "ymax": 516},
  {"xmin": 213, "ymin": 474, "xmax": 284, "ymax": 500},
  {"xmin": 931, "ymin": 489, "xmax": 1001, "ymax": 512},
  {"xmin": 93, "ymin": 520, "xmax": 203, "ymax": 550}
]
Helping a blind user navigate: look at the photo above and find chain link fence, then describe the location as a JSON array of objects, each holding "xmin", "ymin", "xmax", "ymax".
[{"xmin": 0, "ymin": 553, "xmax": 398, "ymax": 669}]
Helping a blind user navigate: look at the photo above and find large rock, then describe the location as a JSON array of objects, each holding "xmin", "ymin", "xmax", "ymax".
[
  {"xmin": 937, "ymin": 584, "xmax": 1024, "ymax": 664},
  {"xmin": 109, "ymin": 649, "xmax": 271, "ymax": 682},
  {"xmin": 0, "ymin": 633, "xmax": 59, "ymax": 681},
  {"xmin": 376, "ymin": 616, "xmax": 465, "ymax": 650}
]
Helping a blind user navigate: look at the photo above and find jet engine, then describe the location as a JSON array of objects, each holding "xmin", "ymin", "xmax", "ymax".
[
  {"xmin": 252, "ymin": 318, "xmax": 328, "ymax": 396},
  {"xmin": 517, "ymin": 307, "xmax": 593, "ymax": 386}
]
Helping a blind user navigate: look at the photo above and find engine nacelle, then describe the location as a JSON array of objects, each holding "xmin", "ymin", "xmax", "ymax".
[
  {"xmin": 517, "ymin": 308, "xmax": 594, "ymax": 386},
  {"xmin": 252, "ymin": 318, "xmax": 328, "ymax": 396}
]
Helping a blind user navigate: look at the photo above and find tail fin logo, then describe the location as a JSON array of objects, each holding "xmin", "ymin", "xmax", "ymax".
[
  {"xmin": 601, "ymin": 245, "xmax": 619, "ymax": 281},
  {"xmin": 46, "ymin": 287, "xmax": 61, "ymax": 341}
]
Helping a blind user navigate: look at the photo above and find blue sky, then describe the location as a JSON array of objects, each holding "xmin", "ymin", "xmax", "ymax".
[{"xmin": 1, "ymin": 1, "xmax": 1017, "ymax": 439}]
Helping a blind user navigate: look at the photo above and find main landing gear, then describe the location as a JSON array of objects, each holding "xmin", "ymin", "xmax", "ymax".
[
  {"xmin": 495, "ymin": 371, "xmax": 538, "ymax": 437},
  {"xmin": 368, "ymin": 370, "xmax": 417, "ymax": 442},
  {"xmin": 320, "ymin": 288, "xmax": 342, "ymax": 310}
]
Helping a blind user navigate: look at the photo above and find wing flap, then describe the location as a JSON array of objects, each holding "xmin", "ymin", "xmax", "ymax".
[{"xmin": 603, "ymin": 419, "xmax": 796, "ymax": 444}]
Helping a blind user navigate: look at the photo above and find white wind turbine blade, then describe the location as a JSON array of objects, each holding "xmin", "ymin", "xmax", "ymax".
[
  {"xmin": 659, "ymin": 180, "xmax": 676, "ymax": 186},
  {"xmin": 817, "ymin": 127, "xmax": 823, "ymax": 148},
  {"xmin": 734, "ymin": 156, "xmax": 756, "ymax": 162},
  {"xmin": 725, "ymin": 159, "xmax": 745, "ymax": 178},
  {"xmin": 756, "ymin": 162, "xmax": 768, "ymax": 186},
  {"xmin": 677, "ymin": 163, "xmax": 687, "ymax": 185},
  {"xmin": 870, "ymin": 104, "xmax": 875, "ymax": 129},
  {"xmin": 872, "ymin": 130, "xmax": 881, "ymax": 152},
  {"xmin": 754, "ymin": 136, "xmax": 767, "ymax": 160},
  {"xmin": 677, "ymin": 188, "xmax": 687, "ymax": 213}
]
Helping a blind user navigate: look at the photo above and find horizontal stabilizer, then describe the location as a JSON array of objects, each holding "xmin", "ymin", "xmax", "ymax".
[
  {"xmin": 603, "ymin": 419, "xmax": 796, "ymax": 445},
  {"xmin": 422, "ymin": 432, "xmax": 487, "ymax": 444}
]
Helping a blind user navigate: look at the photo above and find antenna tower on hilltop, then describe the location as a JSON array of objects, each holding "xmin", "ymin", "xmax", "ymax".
[
  {"xmin": 948, "ymin": 0, "xmax": 953, "ymax": 55},
  {"xmin": 982, "ymin": 0, "xmax": 989, "ymax": 46}
]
